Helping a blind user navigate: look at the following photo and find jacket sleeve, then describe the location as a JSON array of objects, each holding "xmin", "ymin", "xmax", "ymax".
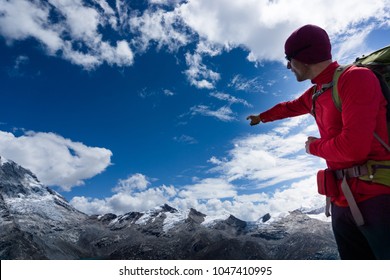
[
  {"xmin": 309, "ymin": 67, "xmax": 382, "ymax": 162},
  {"xmin": 259, "ymin": 88, "xmax": 313, "ymax": 122}
]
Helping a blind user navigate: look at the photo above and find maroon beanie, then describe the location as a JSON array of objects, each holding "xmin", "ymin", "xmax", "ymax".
[{"xmin": 284, "ymin": 24, "xmax": 332, "ymax": 64}]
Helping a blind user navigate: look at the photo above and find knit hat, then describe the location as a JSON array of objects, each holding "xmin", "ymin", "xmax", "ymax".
[{"xmin": 284, "ymin": 24, "xmax": 332, "ymax": 64}]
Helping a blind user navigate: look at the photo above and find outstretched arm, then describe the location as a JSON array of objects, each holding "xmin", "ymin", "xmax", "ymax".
[{"xmin": 246, "ymin": 87, "xmax": 313, "ymax": 126}]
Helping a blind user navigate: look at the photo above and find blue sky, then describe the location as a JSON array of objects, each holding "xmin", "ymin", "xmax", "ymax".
[{"xmin": 1, "ymin": 0, "xmax": 390, "ymax": 221}]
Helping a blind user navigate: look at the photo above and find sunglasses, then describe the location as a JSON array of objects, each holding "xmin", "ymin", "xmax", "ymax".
[{"xmin": 285, "ymin": 44, "xmax": 311, "ymax": 62}]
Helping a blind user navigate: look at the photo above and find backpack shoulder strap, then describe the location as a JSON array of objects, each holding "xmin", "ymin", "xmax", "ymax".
[{"xmin": 331, "ymin": 65, "xmax": 352, "ymax": 112}]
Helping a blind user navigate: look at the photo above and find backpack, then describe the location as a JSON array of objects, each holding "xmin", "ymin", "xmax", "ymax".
[
  {"xmin": 332, "ymin": 45, "xmax": 390, "ymax": 150},
  {"xmin": 330, "ymin": 45, "xmax": 390, "ymax": 188}
]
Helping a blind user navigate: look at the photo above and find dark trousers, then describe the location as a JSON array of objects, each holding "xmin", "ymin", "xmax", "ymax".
[{"xmin": 331, "ymin": 195, "xmax": 390, "ymax": 259}]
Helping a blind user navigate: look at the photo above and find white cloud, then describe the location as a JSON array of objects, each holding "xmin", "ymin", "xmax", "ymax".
[
  {"xmin": 273, "ymin": 115, "xmax": 318, "ymax": 136},
  {"xmin": 70, "ymin": 196, "xmax": 113, "ymax": 215},
  {"xmin": 0, "ymin": 0, "xmax": 134, "ymax": 69},
  {"xmin": 99, "ymin": 40, "xmax": 134, "ymax": 66},
  {"xmin": 332, "ymin": 25, "xmax": 376, "ymax": 64},
  {"xmin": 173, "ymin": 134, "xmax": 198, "ymax": 144},
  {"xmin": 70, "ymin": 173, "xmax": 178, "ymax": 214},
  {"xmin": 178, "ymin": 0, "xmax": 390, "ymax": 62},
  {"xmin": 229, "ymin": 75, "xmax": 265, "ymax": 93},
  {"xmin": 185, "ymin": 91, "xmax": 251, "ymax": 122},
  {"xmin": 184, "ymin": 50, "xmax": 221, "ymax": 89},
  {"xmin": 0, "ymin": 130, "xmax": 112, "ymax": 190},
  {"xmin": 183, "ymin": 40, "xmax": 223, "ymax": 89},
  {"xmin": 50, "ymin": 0, "xmax": 100, "ymax": 40},
  {"xmin": 94, "ymin": 0, "xmax": 118, "ymax": 30},
  {"xmin": 163, "ymin": 89, "xmax": 175, "ymax": 96},
  {"xmin": 189, "ymin": 105, "xmax": 236, "ymax": 122},
  {"xmin": 129, "ymin": 7, "xmax": 190, "ymax": 53},
  {"xmin": 179, "ymin": 178, "xmax": 237, "ymax": 200},
  {"xmin": 0, "ymin": 0, "xmax": 63, "ymax": 52},
  {"xmin": 113, "ymin": 173, "xmax": 150, "ymax": 193},
  {"xmin": 8, "ymin": 55, "xmax": 31, "ymax": 77},
  {"xmin": 149, "ymin": 0, "xmax": 185, "ymax": 5},
  {"xmin": 210, "ymin": 92, "xmax": 252, "ymax": 107}
]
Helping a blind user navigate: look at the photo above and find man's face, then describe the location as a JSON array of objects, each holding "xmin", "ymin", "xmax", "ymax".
[{"xmin": 287, "ymin": 58, "xmax": 310, "ymax": 82}]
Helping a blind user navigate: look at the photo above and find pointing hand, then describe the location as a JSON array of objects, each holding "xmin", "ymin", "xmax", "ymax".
[{"xmin": 246, "ymin": 115, "xmax": 262, "ymax": 126}]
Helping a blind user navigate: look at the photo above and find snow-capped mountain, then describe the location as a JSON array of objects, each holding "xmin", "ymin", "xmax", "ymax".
[
  {"xmin": 0, "ymin": 156, "xmax": 88, "ymax": 259},
  {"xmin": 0, "ymin": 156, "xmax": 339, "ymax": 260}
]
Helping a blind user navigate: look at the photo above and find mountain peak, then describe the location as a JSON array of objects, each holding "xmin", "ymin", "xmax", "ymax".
[
  {"xmin": 0, "ymin": 155, "xmax": 85, "ymax": 225},
  {"xmin": 0, "ymin": 156, "xmax": 42, "ymax": 197}
]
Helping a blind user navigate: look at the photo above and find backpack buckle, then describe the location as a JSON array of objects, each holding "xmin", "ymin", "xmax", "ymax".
[{"xmin": 334, "ymin": 165, "xmax": 368, "ymax": 179}]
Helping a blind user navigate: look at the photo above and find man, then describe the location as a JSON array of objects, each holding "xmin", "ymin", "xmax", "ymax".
[{"xmin": 247, "ymin": 24, "xmax": 390, "ymax": 259}]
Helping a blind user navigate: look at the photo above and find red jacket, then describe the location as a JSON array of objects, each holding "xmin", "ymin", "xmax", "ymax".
[{"xmin": 260, "ymin": 61, "xmax": 390, "ymax": 206}]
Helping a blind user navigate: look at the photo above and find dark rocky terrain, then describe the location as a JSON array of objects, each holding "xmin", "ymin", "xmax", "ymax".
[{"xmin": 0, "ymin": 156, "xmax": 339, "ymax": 260}]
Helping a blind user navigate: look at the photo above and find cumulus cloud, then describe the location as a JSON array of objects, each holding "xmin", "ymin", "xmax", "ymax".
[
  {"xmin": 70, "ymin": 173, "xmax": 177, "ymax": 214},
  {"xmin": 0, "ymin": 0, "xmax": 63, "ymax": 52},
  {"xmin": 184, "ymin": 48, "xmax": 221, "ymax": 89},
  {"xmin": 0, "ymin": 0, "xmax": 134, "ymax": 69},
  {"xmin": 178, "ymin": 0, "xmax": 390, "ymax": 62},
  {"xmin": 0, "ymin": 130, "xmax": 112, "ymax": 190},
  {"xmin": 179, "ymin": 178, "xmax": 237, "ymax": 200},
  {"xmin": 183, "ymin": 40, "xmax": 225, "ymax": 89},
  {"xmin": 113, "ymin": 173, "xmax": 151, "ymax": 193},
  {"xmin": 129, "ymin": 7, "xmax": 191, "ymax": 53}
]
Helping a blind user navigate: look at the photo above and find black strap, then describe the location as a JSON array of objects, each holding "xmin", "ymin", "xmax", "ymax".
[{"xmin": 311, "ymin": 82, "xmax": 333, "ymax": 118}]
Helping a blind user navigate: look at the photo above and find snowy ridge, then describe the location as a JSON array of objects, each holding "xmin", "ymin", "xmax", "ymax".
[
  {"xmin": 0, "ymin": 156, "xmax": 10, "ymax": 166},
  {"xmin": 161, "ymin": 208, "xmax": 189, "ymax": 232},
  {"xmin": 202, "ymin": 213, "xmax": 231, "ymax": 227}
]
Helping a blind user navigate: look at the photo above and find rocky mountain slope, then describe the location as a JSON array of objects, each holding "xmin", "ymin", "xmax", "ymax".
[{"xmin": 0, "ymin": 156, "xmax": 339, "ymax": 260}]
